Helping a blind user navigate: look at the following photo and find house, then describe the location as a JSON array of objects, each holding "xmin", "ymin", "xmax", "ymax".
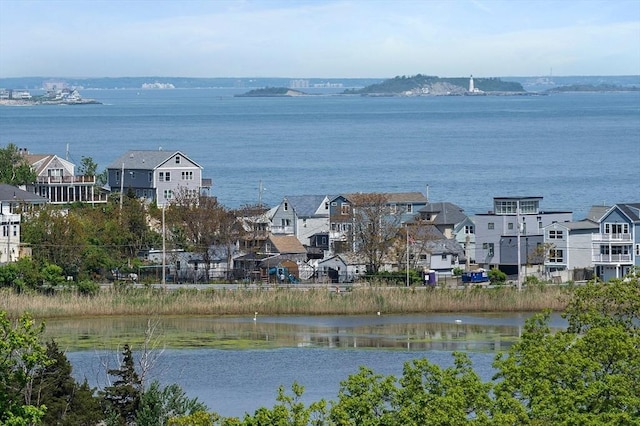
[
  {"xmin": 454, "ymin": 216, "xmax": 477, "ymax": 265},
  {"xmin": 592, "ymin": 203, "xmax": 640, "ymax": 281},
  {"xmin": 270, "ymin": 195, "xmax": 331, "ymax": 246},
  {"xmin": 403, "ymin": 223, "xmax": 466, "ymax": 276},
  {"xmin": 543, "ymin": 219, "xmax": 599, "ymax": 282},
  {"xmin": 0, "ymin": 185, "xmax": 48, "ymax": 263},
  {"xmin": 473, "ymin": 197, "xmax": 573, "ymax": 276},
  {"xmin": 106, "ymin": 150, "xmax": 211, "ymax": 206},
  {"xmin": 412, "ymin": 201, "xmax": 474, "ymax": 268},
  {"xmin": 328, "ymin": 192, "xmax": 427, "ymax": 254},
  {"xmin": 317, "ymin": 254, "xmax": 366, "ymax": 283},
  {"xmin": 21, "ymin": 148, "xmax": 107, "ymax": 204},
  {"xmin": 415, "ymin": 202, "xmax": 468, "ymax": 239}
]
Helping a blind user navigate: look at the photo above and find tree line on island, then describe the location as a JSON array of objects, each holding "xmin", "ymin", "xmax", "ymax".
[{"xmin": 2, "ymin": 274, "xmax": 639, "ymax": 425}]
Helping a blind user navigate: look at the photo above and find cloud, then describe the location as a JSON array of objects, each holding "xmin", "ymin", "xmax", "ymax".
[{"xmin": 0, "ymin": 0, "xmax": 638, "ymax": 77}]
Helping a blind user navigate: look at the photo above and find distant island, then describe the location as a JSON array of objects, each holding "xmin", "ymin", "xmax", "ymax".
[
  {"xmin": 342, "ymin": 74, "xmax": 526, "ymax": 96},
  {"xmin": 235, "ymin": 87, "xmax": 308, "ymax": 97},
  {"xmin": 546, "ymin": 84, "xmax": 640, "ymax": 93},
  {"xmin": 0, "ymin": 88, "xmax": 100, "ymax": 106}
]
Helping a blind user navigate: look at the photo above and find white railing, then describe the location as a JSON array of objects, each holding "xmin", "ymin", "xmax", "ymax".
[
  {"xmin": 271, "ymin": 226, "xmax": 294, "ymax": 234},
  {"xmin": 592, "ymin": 233, "xmax": 632, "ymax": 242},
  {"xmin": 592, "ymin": 254, "xmax": 632, "ymax": 263}
]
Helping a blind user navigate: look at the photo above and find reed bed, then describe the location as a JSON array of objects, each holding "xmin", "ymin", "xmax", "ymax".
[{"xmin": 1, "ymin": 285, "xmax": 570, "ymax": 320}]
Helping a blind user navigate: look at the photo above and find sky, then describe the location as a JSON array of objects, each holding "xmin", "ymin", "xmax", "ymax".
[{"xmin": 0, "ymin": 0, "xmax": 638, "ymax": 78}]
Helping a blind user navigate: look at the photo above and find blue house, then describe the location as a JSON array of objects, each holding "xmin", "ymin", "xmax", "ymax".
[{"xmin": 592, "ymin": 203, "xmax": 640, "ymax": 281}]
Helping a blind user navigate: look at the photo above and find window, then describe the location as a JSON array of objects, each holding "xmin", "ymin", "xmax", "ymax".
[
  {"xmin": 508, "ymin": 223, "xmax": 514, "ymax": 230},
  {"xmin": 48, "ymin": 168, "xmax": 63, "ymax": 177},
  {"xmin": 130, "ymin": 171, "xmax": 135, "ymax": 179},
  {"xmin": 175, "ymin": 155, "xmax": 181, "ymax": 164},
  {"xmin": 181, "ymin": 171, "xmax": 193, "ymax": 180},
  {"xmin": 341, "ymin": 203, "xmax": 350, "ymax": 215},
  {"xmin": 284, "ymin": 202, "xmax": 288, "ymax": 211},
  {"xmin": 115, "ymin": 170, "xmax": 120, "ymax": 183},
  {"xmin": 407, "ymin": 204, "xmax": 413, "ymax": 213},
  {"xmin": 464, "ymin": 225, "xmax": 474, "ymax": 234},
  {"xmin": 441, "ymin": 254, "xmax": 447, "ymax": 260},
  {"xmin": 148, "ymin": 172, "xmax": 152, "ymax": 182},
  {"xmin": 636, "ymin": 244, "xmax": 640, "ymax": 256},
  {"xmin": 281, "ymin": 219, "xmax": 290, "ymax": 227},
  {"xmin": 549, "ymin": 249, "xmax": 564, "ymax": 263},
  {"xmin": 482, "ymin": 243, "xmax": 494, "ymax": 256},
  {"xmin": 605, "ymin": 223, "xmax": 628, "ymax": 235},
  {"xmin": 548, "ymin": 230, "xmax": 564, "ymax": 239},
  {"xmin": 159, "ymin": 172, "xmax": 164, "ymax": 182},
  {"xmin": 12, "ymin": 225, "xmax": 16, "ymax": 237},
  {"xmin": 163, "ymin": 189, "xmax": 173, "ymax": 199},
  {"xmin": 165, "ymin": 172, "xmax": 171, "ymax": 182},
  {"xmin": 390, "ymin": 204, "xmax": 397, "ymax": 214},
  {"xmin": 2, "ymin": 225, "xmax": 7, "ymax": 237},
  {"xmin": 488, "ymin": 222, "xmax": 495, "ymax": 230},
  {"xmin": 324, "ymin": 202, "xmax": 329, "ymax": 210}
]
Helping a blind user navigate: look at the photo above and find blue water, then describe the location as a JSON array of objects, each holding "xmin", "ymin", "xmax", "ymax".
[
  {"xmin": 1, "ymin": 89, "xmax": 638, "ymax": 218},
  {"xmin": 68, "ymin": 347, "xmax": 495, "ymax": 418}
]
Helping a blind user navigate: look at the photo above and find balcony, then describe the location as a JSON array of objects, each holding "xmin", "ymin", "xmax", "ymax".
[
  {"xmin": 271, "ymin": 225, "xmax": 294, "ymax": 235},
  {"xmin": 592, "ymin": 233, "xmax": 632, "ymax": 243},
  {"xmin": 592, "ymin": 253, "xmax": 632, "ymax": 264},
  {"xmin": 36, "ymin": 175, "xmax": 96, "ymax": 185}
]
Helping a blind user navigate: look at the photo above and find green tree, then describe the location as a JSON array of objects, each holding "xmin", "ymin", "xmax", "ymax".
[
  {"xmin": 0, "ymin": 143, "xmax": 36, "ymax": 186},
  {"xmin": 32, "ymin": 340, "xmax": 103, "ymax": 426},
  {"xmin": 240, "ymin": 383, "xmax": 327, "ymax": 426},
  {"xmin": 395, "ymin": 353, "xmax": 492, "ymax": 425},
  {"xmin": 488, "ymin": 267, "xmax": 506, "ymax": 285},
  {"xmin": 329, "ymin": 366, "xmax": 397, "ymax": 425},
  {"xmin": 0, "ymin": 311, "xmax": 50, "ymax": 425},
  {"xmin": 136, "ymin": 381, "xmax": 209, "ymax": 426},
  {"xmin": 492, "ymin": 272, "xmax": 640, "ymax": 424},
  {"xmin": 102, "ymin": 344, "xmax": 142, "ymax": 425}
]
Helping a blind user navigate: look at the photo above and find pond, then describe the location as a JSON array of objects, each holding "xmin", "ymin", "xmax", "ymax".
[{"xmin": 49, "ymin": 313, "xmax": 565, "ymax": 418}]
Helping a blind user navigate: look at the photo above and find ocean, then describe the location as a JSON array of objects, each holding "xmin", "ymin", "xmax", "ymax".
[{"xmin": 1, "ymin": 88, "xmax": 638, "ymax": 219}]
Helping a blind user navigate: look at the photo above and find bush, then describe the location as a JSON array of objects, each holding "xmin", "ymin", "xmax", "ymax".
[
  {"xmin": 488, "ymin": 267, "xmax": 507, "ymax": 285},
  {"xmin": 76, "ymin": 279, "xmax": 100, "ymax": 296}
]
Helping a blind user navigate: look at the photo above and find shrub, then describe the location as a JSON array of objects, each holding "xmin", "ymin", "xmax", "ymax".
[{"xmin": 488, "ymin": 268, "xmax": 507, "ymax": 285}]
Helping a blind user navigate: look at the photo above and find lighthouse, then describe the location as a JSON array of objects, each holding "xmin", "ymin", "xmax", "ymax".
[{"xmin": 469, "ymin": 75, "xmax": 475, "ymax": 92}]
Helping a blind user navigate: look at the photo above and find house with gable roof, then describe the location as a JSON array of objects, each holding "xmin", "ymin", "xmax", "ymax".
[
  {"xmin": 328, "ymin": 191, "xmax": 427, "ymax": 255},
  {"xmin": 106, "ymin": 149, "xmax": 212, "ymax": 206},
  {"xmin": 20, "ymin": 148, "xmax": 107, "ymax": 204},
  {"xmin": 270, "ymin": 195, "xmax": 331, "ymax": 245},
  {"xmin": 592, "ymin": 202, "xmax": 640, "ymax": 281}
]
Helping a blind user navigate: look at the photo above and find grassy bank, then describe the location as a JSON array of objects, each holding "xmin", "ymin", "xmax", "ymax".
[{"xmin": 1, "ymin": 285, "xmax": 570, "ymax": 319}]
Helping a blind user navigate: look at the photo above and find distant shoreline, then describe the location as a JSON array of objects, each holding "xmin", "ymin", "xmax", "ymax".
[{"xmin": 0, "ymin": 98, "xmax": 101, "ymax": 106}]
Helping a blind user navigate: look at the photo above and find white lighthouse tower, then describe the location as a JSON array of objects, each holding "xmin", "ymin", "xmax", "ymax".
[{"xmin": 469, "ymin": 75, "xmax": 475, "ymax": 92}]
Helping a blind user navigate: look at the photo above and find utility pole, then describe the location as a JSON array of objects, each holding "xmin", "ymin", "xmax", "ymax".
[
  {"xmin": 162, "ymin": 204, "xmax": 166, "ymax": 289},
  {"xmin": 516, "ymin": 200, "xmax": 522, "ymax": 291}
]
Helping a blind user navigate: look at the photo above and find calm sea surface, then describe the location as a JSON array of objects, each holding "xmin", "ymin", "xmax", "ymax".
[{"xmin": 1, "ymin": 89, "xmax": 638, "ymax": 218}]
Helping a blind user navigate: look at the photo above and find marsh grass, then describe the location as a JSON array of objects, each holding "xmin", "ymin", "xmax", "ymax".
[{"xmin": 1, "ymin": 285, "xmax": 569, "ymax": 319}]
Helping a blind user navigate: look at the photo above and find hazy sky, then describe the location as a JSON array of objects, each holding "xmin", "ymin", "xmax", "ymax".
[{"xmin": 1, "ymin": 0, "xmax": 638, "ymax": 78}]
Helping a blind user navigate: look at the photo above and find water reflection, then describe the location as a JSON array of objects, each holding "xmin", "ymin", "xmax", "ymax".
[{"xmin": 44, "ymin": 313, "xmax": 566, "ymax": 352}]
